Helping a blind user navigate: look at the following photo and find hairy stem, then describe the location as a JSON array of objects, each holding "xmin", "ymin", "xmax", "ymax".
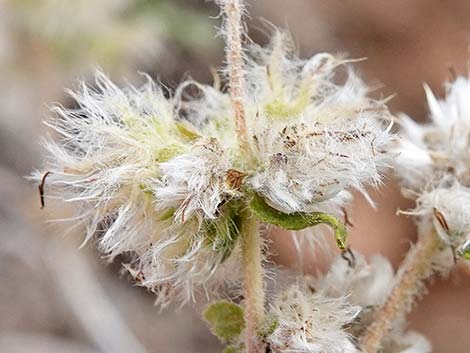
[
  {"xmin": 219, "ymin": 0, "xmax": 248, "ymax": 150},
  {"xmin": 359, "ymin": 228, "xmax": 442, "ymax": 353},
  {"xmin": 241, "ymin": 210, "xmax": 265, "ymax": 353}
]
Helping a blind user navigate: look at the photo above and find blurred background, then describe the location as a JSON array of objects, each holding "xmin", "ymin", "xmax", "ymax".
[{"xmin": 1, "ymin": 1, "xmax": 470, "ymax": 352}]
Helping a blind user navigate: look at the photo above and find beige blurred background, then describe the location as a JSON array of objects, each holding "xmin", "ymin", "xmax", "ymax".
[{"xmin": 1, "ymin": 1, "xmax": 470, "ymax": 352}]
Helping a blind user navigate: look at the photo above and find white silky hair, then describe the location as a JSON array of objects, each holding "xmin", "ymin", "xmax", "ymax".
[
  {"xmin": 405, "ymin": 184, "xmax": 470, "ymax": 265},
  {"xmin": 152, "ymin": 139, "xmax": 237, "ymax": 222},
  {"xmin": 244, "ymin": 33, "xmax": 395, "ymax": 214},
  {"xmin": 395, "ymin": 77, "xmax": 470, "ymax": 191},
  {"xmin": 305, "ymin": 252, "xmax": 432, "ymax": 353},
  {"xmin": 394, "ymin": 77, "xmax": 470, "ymax": 275},
  {"xmin": 32, "ymin": 72, "xmax": 233, "ymax": 304},
  {"xmin": 313, "ymin": 252, "xmax": 395, "ymax": 308},
  {"xmin": 183, "ymin": 32, "xmax": 396, "ymax": 214},
  {"xmin": 268, "ymin": 285, "xmax": 360, "ymax": 353},
  {"xmin": 33, "ymin": 32, "xmax": 396, "ymax": 305}
]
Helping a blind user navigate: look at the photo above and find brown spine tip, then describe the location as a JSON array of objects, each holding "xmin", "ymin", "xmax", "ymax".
[{"xmin": 39, "ymin": 171, "xmax": 51, "ymax": 209}]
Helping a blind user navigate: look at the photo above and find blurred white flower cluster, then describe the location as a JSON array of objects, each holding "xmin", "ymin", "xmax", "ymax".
[
  {"xmin": 265, "ymin": 252, "xmax": 431, "ymax": 353},
  {"xmin": 268, "ymin": 285, "xmax": 360, "ymax": 353},
  {"xmin": 396, "ymin": 77, "xmax": 470, "ymax": 259}
]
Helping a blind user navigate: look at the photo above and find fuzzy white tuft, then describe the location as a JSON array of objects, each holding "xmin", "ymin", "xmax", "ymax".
[
  {"xmin": 382, "ymin": 331, "xmax": 432, "ymax": 353},
  {"xmin": 34, "ymin": 33, "xmax": 395, "ymax": 304},
  {"xmin": 180, "ymin": 33, "xmax": 395, "ymax": 216},
  {"xmin": 394, "ymin": 76, "xmax": 470, "ymax": 270},
  {"xmin": 245, "ymin": 33, "xmax": 395, "ymax": 214},
  {"xmin": 396, "ymin": 77, "xmax": 470, "ymax": 191},
  {"xmin": 307, "ymin": 252, "xmax": 431, "ymax": 353},
  {"xmin": 267, "ymin": 285, "xmax": 360, "ymax": 353},
  {"xmin": 313, "ymin": 252, "xmax": 394, "ymax": 308},
  {"xmin": 152, "ymin": 138, "xmax": 237, "ymax": 221},
  {"xmin": 31, "ymin": 71, "xmax": 241, "ymax": 304},
  {"xmin": 408, "ymin": 183, "xmax": 470, "ymax": 261}
]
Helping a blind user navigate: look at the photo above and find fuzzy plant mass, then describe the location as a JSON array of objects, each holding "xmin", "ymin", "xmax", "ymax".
[
  {"xmin": 392, "ymin": 76, "xmax": 470, "ymax": 276},
  {"xmin": 32, "ymin": 1, "xmax": 469, "ymax": 353},
  {"xmin": 396, "ymin": 78, "xmax": 470, "ymax": 257},
  {"xmin": 358, "ymin": 76, "xmax": 470, "ymax": 353},
  {"xmin": 33, "ymin": 30, "xmax": 394, "ymax": 302}
]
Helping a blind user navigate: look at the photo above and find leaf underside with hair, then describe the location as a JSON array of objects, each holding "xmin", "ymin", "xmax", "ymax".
[{"xmin": 249, "ymin": 193, "xmax": 348, "ymax": 250}]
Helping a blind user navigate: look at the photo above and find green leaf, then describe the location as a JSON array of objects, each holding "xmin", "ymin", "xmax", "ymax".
[
  {"xmin": 203, "ymin": 301, "xmax": 245, "ymax": 342},
  {"xmin": 222, "ymin": 346, "xmax": 239, "ymax": 353},
  {"xmin": 261, "ymin": 316, "xmax": 279, "ymax": 338},
  {"xmin": 205, "ymin": 202, "xmax": 243, "ymax": 261},
  {"xmin": 249, "ymin": 193, "xmax": 348, "ymax": 250},
  {"xmin": 176, "ymin": 122, "xmax": 201, "ymax": 141},
  {"xmin": 154, "ymin": 144, "xmax": 185, "ymax": 162},
  {"xmin": 157, "ymin": 207, "xmax": 175, "ymax": 221},
  {"xmin": 458, "ymin": 240, "xmax": 470, "ymax": 260},
  {"xmin": 462, "ymin": 251, "xmax": 470, "ymax": 261}
]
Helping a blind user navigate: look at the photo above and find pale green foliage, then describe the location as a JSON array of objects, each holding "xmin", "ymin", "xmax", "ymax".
[
  {"xmin": 204, "ymin": 201, "xmax": 243, "ymax": 262},
  {"xmin": 249, "ymin": 193, "xmax": 347, "ymax": 250},
  {"xmin": 203, "ymin": 301, "xmax": 245, "ymax": 342},
  {"xmin": 460, "ymin": 247, "xmax": 470, "ymax": 260},
  {"xmin": 222, "ymin": 346, "xmax": 240, "ymax": 353}
]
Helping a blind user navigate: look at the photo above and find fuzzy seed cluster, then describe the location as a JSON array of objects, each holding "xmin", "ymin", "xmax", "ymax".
[{"xmin": 34, "ymin": 33, "xmax": 395, "ymax": 304}]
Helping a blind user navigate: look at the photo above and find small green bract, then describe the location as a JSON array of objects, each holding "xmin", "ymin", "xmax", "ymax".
[
  {"xmin": 203, "ymin": 301, "xmax": 245, "ymax": 342},
  {"xmin": 249, "ymin": 193, "xmax": 348, "ymax": 250}
]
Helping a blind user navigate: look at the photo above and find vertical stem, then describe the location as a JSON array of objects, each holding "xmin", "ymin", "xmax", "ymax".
[
  {"xmin": 220, "ymin": 3, "xmax": 261, "ymax": 351},
  {"xmin": 219, "ymin": 0, "xmax": 248, "ymax": 150},
  {"xmin": 241, "ymin": 211, "xmax": 265, "ymax": 353},
  {"xmin": 359, "ymin": 229, "xmax": 442, "ymax": 353}
]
